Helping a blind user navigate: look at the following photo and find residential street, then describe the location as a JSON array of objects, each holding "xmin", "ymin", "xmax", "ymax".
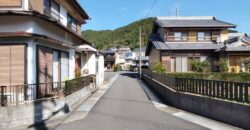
[{"xmin": 55, "ymin": 72, "xmax": 208, "ymax": 130}]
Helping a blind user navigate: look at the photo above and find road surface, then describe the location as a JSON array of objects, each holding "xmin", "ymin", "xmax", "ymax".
[{"xmin": 55, "ymin": 72, "xmax": 208, "ymax": 130}]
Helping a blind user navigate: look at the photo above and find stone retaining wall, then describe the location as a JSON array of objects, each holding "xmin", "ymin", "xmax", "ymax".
[
  {"xmin": 0, "ymin": 85, "xmax": 92, "ymax": 129},
  {"xmin": 142, "ymin": 74, "xmax": 250, "ymax": 130}
]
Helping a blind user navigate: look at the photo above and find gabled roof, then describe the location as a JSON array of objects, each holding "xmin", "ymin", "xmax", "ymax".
[
  {"xmin": 155, "ymin": 16, "xmax": 236, "ymax": 28},
  {"xmin": 228, "ymin": 33, "xmax": 247, "ymax": 39},
  {"xmin": 146, "ymin": 33, "xmax": 250, "ymax": 54},
  {"xmin": 72, "ymin": 0, "xmax": 90, "ymax": 19},
  {"xmin": 146, "ymin": 34, "xmax": 223, "ymax": 54},
  {"xmin": 219, "ymin": 46, "xmax": 250, "ymax": 52},
  {"xmin": 226, "ymin": 33, "xmax": 250, "ymax": 46}
]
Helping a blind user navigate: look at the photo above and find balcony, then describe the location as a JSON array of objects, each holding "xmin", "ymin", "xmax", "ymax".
[
  {"xmin": 166, "ymin": 36, "xmax": 213, "ymax": 42},
  {"xmin": 67, "ymin": 23, "xmax": 77, "ymax": 32},
  {"xmin": 44, "ymin": 9, "xmax": 60, "ymax": 21},
  {"xmin": 166, "ymin": 36, "xmax": 189, "ymax": 42}
]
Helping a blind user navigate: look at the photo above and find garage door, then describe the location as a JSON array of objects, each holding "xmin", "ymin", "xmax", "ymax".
[{"xmin": 0, "ymin": 45, "xmax": 25, "ymax": 87}]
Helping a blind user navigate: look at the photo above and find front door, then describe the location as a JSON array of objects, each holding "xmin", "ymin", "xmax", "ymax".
[{"xmin": 37, "ymin": 46, "xmax": 53, "ymax": 98}]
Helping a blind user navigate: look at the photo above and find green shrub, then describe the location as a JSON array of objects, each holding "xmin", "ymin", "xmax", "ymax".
[
  {"xmin": 166, "ymin": 72, "xmax": 250, "ymax": 82},
  {"xmin": 218, "ymin": 59, "xmax": 229, "ymax": 73},
  {"xmin": 114, "ymin": 65, "xmax": 122, "ymax": 72},
  {"xmin": 242, "ymin": 57, "xmax": 250, "ymax": 72},
  {"xmin": 151, "ymin": 62, "xmax": 166, "ymax": 74},
  {"xmin": 190, "ymin": 60, "xmax": 211, "ymax": 72}
]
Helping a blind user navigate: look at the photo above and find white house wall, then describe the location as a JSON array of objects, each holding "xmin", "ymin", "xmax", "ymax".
[
  {"xmin": 81, "ymin": 53, "xmax": 96, "ymax": 75},
  {"xmin": 69, "ymin": 49, "xmax": 75, "ymax": 79},
  {"xmin": 96, "ymin": 55, "xmax": 104, "ymax": 87},
  {"xmin": 0, "ymin": 16, "xmax": 80, "ymax": 46},
  {"xmin": 0, "ymin": 16, "xmax": 33, "ymax": 33}
]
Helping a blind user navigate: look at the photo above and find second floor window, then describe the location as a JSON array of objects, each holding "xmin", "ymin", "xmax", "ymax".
[
  {"xmin": 67, "ymin": 14, "xmax": 77, "ymax": 32},
  {"xmin": 198, "ymin": 32, "xmax": 211, "ymax": 41},
  {"xmin": 44, "ymin": 0, "xmax": 60, "ymax": 21},
  {"xmin": 174, "ymin": 32, "xmax": 188, "ymax": 41}
]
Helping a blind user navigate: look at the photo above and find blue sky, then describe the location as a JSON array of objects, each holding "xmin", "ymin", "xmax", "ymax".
[{"xmin": 79, "ymin": 0, "xmax": 250, "ymax": 34}]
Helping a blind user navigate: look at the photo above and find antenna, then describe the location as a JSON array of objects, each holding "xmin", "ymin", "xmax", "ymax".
[{"xmin": 176, "ymin": 7, "xmax": 178, "ymax": 16}]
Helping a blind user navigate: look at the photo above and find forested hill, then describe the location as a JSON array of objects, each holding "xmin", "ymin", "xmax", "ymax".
[{"xmin": 82, "ymin": 18, "xmax": 154, "ymax": 50}]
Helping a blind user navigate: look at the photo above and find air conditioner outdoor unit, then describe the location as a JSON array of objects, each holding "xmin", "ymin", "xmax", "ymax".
[
  {"xmin": 216, "ymin": 38, "xmax": 222, "ymax": 43},
  {"xmin": 83, "ymin": 69, "xmax": 89, "ymax": 75}
]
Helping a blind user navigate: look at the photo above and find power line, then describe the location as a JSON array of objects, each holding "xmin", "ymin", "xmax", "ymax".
[{"xmin": 144, "ymin": 0, "xmax": 158, "ymax": 18}]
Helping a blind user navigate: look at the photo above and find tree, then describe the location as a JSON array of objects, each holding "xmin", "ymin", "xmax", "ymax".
[
  {"xmin": 191, "ymin": 60, "xmax": 211, "ymax": 73},
  {"xmin": 151, "ymin": 62, "xmax": 167, "ymax": 74},
  {"xmin": 218, "ymin": 59, "xmax": 229, "ymax": 73}
]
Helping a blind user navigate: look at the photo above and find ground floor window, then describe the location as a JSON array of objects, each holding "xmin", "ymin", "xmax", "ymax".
[
  {"xmin": 60, "ymin": 51, "xmax": 69, "ymax": 81},
  {"xmin": 0, "ymin": 44, "xmax": 25, "ymax": 87}
]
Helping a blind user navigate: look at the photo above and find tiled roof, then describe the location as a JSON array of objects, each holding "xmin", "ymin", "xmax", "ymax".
[
  {"xmin": 149, "ymin": 34, "xmax": 223, "ymax": 50},
  {"xmin": 242, "ymin": 37, "xmax": 250, "ymax": 44},
  {"xmin": 228, "ymin": 33, "xmax": 247, "ymax": 39},
  {"xmin": 225, "ymin": 46, "xmax": 250, "ymax": 52},
  {"xmin": 155, "ymin": 16, "xmax": 236, "ymax": 28}
]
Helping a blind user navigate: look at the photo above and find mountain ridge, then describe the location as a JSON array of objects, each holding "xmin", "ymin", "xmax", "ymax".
[{"xmin": 82, "ymin": 18, "xmax": 154, "ymax": 50}]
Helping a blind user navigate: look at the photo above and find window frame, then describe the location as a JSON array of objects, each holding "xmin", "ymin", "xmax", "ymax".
[
  {"xmin": 173, "ymin": 32, "xmax": 188, "ymax": 41},
  {"xmin": 44, "ymin": 0, "xmax": 60, "ymax": 21},
  {"xmin": 67, "ymin": 13, "xmax": 77, "ymax": 32}
]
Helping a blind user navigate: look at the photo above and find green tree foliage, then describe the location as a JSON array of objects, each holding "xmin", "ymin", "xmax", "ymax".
[
  {"xmin": 82, "ymin": 18, "xmax": 154, "ymax": 50},
  {"xmin": 191, "ymin": 60, "xmax": 211, "ymax": 73},
  {"xmin": 114, "ymin": 65, "xmax": 122, "ymax": 72},
  {"xmin": 151, "ymin": 62, "xmax": 167, "ymax": 74},
  {"xmin": 218, "ymin": 59, "xmax": 229, "ymax": 73}
]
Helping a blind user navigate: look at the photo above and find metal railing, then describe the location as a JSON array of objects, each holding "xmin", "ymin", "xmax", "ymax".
[
  {"xmin": 0, "ymin": 76, "xmax": 91, "ymax": 106},
  {"xmin": 166, "ymin": 36, "xmax": 213, "ymax": 42},
  {"xmin": 142, "ymin": 69, "xmax": 250, "ymax": 103},
  {"xmin": 44, "ymin": 9, "xmax": 61, "ymax": 21}
]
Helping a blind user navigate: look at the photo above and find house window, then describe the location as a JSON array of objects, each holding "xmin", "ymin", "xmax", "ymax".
[
  {"xmin": 212, "ymin": 31, "xmax": 221, "ymax": 41},
  {"xmin": 44, "ymin": 0, "xmax": 60, "ymax": 21},
  {"xmin": 174, "ymin": 32, "xmax": 188, "ymax": 41},
  {"xmin": 174, "ymin": 32, "xmax": 182, "ymax": 41},
  {"xmin": 198, "ymin": 32, "xmax": 211, "ymax": 41},
  {"xmin": 61, "ymin": 52, "xmax": 69, "ymax": 81},
  {"xmin": 0, "ymin": 45, "xmax": 25, "ymax": 87},
  {"xmin": 67, "ymin": 14, "xmax": 77, "ymax": 32},
  {"xmin": 170, "ymin": 57, "xmax": 176, "ymax": 72}
]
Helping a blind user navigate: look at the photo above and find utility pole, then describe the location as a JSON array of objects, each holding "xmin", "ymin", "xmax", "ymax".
[
  {"xmin": 139, "ymin": 27, "xmax": 142, "ymax": 78},
  {"xmin": 176, "ymin": 8, "xmax": 178, "ymax": 16}
]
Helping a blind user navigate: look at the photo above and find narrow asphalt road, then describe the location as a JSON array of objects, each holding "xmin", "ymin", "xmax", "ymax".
[{"xmin": 55, "ymin": 72, "xmax": 209, "ymax": 130}]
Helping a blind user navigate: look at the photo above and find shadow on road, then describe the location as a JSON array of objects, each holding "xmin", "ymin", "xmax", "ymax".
[{"xmin": 120, "ymin": 72, "xmax": 138, "ymax": 79}]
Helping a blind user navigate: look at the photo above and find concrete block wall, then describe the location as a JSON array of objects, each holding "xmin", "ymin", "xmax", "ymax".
[
  {"xmin": 142, "ymin": 74, "xmax": 250, "ymax": 130},
  {"xmin": 0, "ymin": 85, "xmax": 92, "ymax": 129}
]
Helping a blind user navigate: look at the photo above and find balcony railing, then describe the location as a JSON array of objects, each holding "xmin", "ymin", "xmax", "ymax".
[
  {"xmin": 0, "ymin": 76, "xmax": 91, "ymax": 106},
  {"xmin": 44, "ymin": 9, "xmax": 61, "ymax": 21},
  {"xmin": 67, "ymin": 23, "xmax": 77, "ymax": 32},
  {"xmin": 166, "ymin": 36, "xmax": 213, "ymax": 42},
  {"xmin": 166, "ymin": 36, "xmax": 189, "ymax": 42}
]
